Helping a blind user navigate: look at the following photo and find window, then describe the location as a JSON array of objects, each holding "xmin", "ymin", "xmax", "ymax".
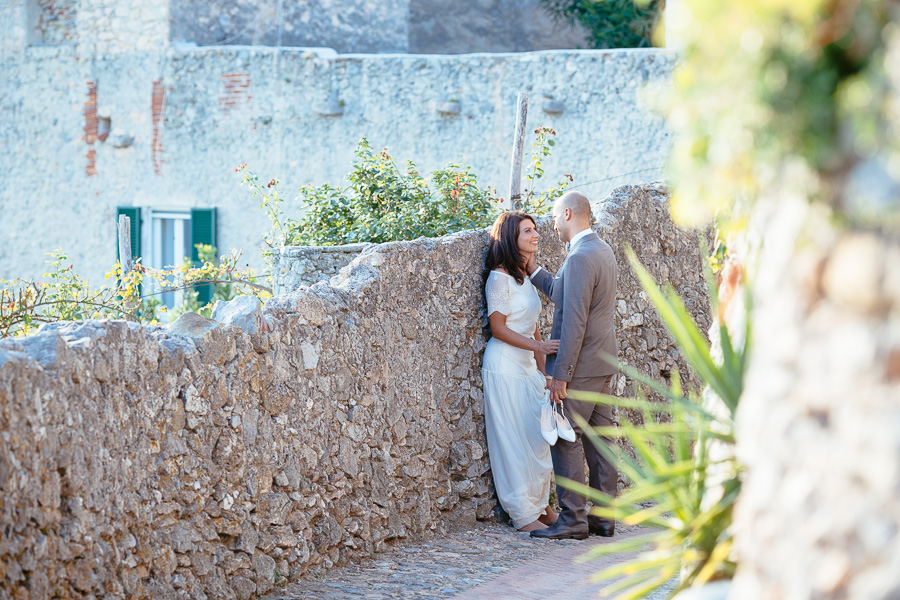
[
  {"xmin": 151, "ymin": 210, "xmax": 193, "ymax": 310},
  {"xmin": 116, "ymin": 206, "xmax": 217, "ymax": 313}
]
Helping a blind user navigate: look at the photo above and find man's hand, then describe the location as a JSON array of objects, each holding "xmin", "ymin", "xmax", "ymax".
[
  {"xmin": 548, "ymin": 378, "xmax": 567, "ymax": 404},
  {"xmin": 525, "ymin": 253, "xmax": 537, "ymax": 275}
]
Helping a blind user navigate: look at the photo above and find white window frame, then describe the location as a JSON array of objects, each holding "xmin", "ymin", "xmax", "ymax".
[{"xmin": 149, "ymin": 210, "xmax": 192, "ymax": 312}]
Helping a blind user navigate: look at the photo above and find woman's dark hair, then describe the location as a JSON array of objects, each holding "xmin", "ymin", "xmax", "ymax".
[{"xmin": 485, "ymin": 210, "xmax": 536, "ymax": 285}]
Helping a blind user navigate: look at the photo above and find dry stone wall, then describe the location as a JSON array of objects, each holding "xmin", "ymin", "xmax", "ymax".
[
  {"xmin": 271, "ymin": 244, "xmax": 372, "ymax": 294},
  {"xmin": 0, "ymin": 184, "xmax": 710, "ymax": 598}
]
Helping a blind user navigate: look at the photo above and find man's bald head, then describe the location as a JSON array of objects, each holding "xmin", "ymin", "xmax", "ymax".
[
  {"xmin": 555, "ymin": 191, "xmax": 593, "ymax": 224},
  {"xmin": 550, "ymin": 191, "xmax": 593, "ymax": 243}
]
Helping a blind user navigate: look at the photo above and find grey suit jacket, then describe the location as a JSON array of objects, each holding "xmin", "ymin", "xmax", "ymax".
[{"xmin": 532, "ymin": 232, "xmax": 618, "ymax": 381}]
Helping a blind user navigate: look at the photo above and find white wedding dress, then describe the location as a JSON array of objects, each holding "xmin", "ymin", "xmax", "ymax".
[{"xmin": 482, "ymin": 270, "xmax": 553, "ymax": 529}]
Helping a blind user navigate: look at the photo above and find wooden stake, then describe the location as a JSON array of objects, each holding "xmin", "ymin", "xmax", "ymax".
[
  {"xmin": 118, "ymin": 215, "xmax": 133, "ymax": 276},
  {"xmin": 508, "ymin": 93, "xmax": 528, "ymax": 211}
]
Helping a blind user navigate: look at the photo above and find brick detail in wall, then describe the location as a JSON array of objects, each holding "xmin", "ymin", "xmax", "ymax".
[
  {"xmin": 219, "ymin": 73, "xmax": 252, "ymax": 118},
  {"xmin": 83, "ymin": 81, "xmax": 97, "ymax": 177},
  {"xmin": 151, "ymin": 81, "xmax": 165, "ymax": 176}
]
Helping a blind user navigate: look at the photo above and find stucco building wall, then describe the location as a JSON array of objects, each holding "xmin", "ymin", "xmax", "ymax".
[{"xmin": 1, "ymin": 0, "xmax": 673, "ymax": 287}]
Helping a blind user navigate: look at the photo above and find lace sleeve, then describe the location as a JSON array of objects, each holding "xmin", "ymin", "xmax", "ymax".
[{"xmin": 485, "ymin": 272, "xmax": 511, "ymax": 316}]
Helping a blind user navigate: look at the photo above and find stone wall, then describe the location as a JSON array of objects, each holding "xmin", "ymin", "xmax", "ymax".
[
  {"xmin": 271, "ymin": 244, "xmax": 371, "ymax": 294},
  {"xmin": 731, "ymin": 198, "xmax": 900, "ymax": 598},
  {"xmin": 168, "ymin": 0, "xmax": 587, "ymax": 54},
  {"xmin": 10, "ymin": 0, "xmax": 171, "ymax": 54},
  {"xmin": 0, "ymin": 3, "xmax": 674, "ymax": 288},
  {"xmin": 0, "ymin": 184, "xmax": 711, "ymax": 598},
  {"xmin": 170, "ymin": 0, "xmax": 409, "ymax": 53}
]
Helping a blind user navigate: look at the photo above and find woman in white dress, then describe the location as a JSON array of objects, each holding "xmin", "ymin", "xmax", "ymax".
[{"xmin": 482, "ymin": 210, "xmax": 560, "ymax": 532}]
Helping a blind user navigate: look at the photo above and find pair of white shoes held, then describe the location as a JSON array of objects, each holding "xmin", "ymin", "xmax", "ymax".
[{"xmin": 541, "ymin": 400, "xmax": 576, "ymax": 445}]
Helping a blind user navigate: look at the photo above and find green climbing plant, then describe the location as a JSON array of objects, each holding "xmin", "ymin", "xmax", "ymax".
[{"xmin": 541, "ymin": 0, "xmax": 663, "ymax": 49}]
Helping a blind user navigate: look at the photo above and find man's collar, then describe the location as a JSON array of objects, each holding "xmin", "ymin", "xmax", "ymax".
[{"xmin": 568, "ymin": 228, "xmax": 593, "ymax": 249}]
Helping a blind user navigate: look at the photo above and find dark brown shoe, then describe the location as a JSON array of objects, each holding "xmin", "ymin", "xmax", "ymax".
[{"xmin": 530, "ymin": 522, "xmax": 589, "ymax": 540}]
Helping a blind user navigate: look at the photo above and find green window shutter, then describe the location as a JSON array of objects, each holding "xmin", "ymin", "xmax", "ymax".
[
  {"xmin": 190, "ymin": 208, "xmax": 217, "ymax": 305},
  {"xmin": 116, "ymin": 206, "xmax": 142, "ymax": 263}
]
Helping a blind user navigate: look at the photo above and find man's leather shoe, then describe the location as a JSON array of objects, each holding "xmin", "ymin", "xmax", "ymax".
[
  {"xmin": 589, "ymin": 522, "xmax": 615, "ymax": 537},
  {"xmin": 530, "ymin": 522, "xmax": 589, "ymax": 540}
]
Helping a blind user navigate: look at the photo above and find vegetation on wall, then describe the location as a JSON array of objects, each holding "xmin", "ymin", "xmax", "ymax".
[
  {"xmin": 541, "ymin": 0, "xmax": 663, "ymax": 49},
  {"xmin": 0, "ymin": 247, "xmax": 267, "ymax": 338},
  {"xmin": 241, "ymin": 130, "xmax": 570, "ymax": 249}
]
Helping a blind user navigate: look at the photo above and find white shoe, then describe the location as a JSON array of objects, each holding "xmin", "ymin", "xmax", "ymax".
[
  {"xmin": 556, "ymin": 401, "xmax": 576, "ymax": 442},
  {"xmin": 541, "ymin": 402, "xmax": 558, "ymax": 445}
]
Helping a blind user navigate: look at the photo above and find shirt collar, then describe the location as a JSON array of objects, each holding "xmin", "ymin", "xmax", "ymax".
[{"xmin": 568, "ymin": 228, "xmax": 593, "ymax": 249}]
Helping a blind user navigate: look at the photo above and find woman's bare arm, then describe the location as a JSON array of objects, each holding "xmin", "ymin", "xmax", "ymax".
[
  {"xmin": 533, "ymin": 325, "xmax": 549, "ymax": 375},
  {"xmin": 488, "ymin": 311, "xmax": 559, "ymax": 356}
]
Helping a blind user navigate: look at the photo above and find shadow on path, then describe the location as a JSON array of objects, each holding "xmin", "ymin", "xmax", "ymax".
[{"xmin": 275, "ymin": 522, "xmax": 674, "ymax": 599}]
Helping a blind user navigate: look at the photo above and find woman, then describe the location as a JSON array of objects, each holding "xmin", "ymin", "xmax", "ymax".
[{"xmin": 482, "ymin": 210, "xmax": 559, "ymax": 532}]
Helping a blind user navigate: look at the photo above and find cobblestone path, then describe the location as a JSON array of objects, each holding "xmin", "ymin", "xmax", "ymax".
[{"xmin": 275, "ymin": 522, "xmax": 675, "ymax": 599}]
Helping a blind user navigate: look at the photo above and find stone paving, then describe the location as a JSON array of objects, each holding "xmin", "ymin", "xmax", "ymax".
[{"xmin": 274, "ymin": 522, "xmax": 676, "ymax": 599}]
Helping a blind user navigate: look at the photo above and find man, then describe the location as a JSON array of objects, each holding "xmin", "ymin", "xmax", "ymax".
[{"xmin": 527, "ymin": 191, "xmax": 619, "ymax": 540}]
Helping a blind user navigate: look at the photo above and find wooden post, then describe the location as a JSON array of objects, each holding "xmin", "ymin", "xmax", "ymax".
[
  {"xmin": 118, "ymin": 215, "xmax": 133, "ymax": 276},
  {"xmin": 117, "ymin": 214, "xmax": 139, "ymax": 321},
  {"xmin": 508, "ymin": 93, "xmax": 528, "ymax": 211}
]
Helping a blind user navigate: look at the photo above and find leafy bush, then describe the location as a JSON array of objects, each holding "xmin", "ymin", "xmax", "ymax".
[
  {"xmin": 562, "ymin": 246, "xmax": 748, "ymax": 598},
  {"xmin": 241, "ymin": 138, "xmax": 499, "ymax": 247},
  {"xmin": 240, "ymin": 131, "xmax": 572, "ymax": 249},
  {"xmin": 541, "ymin": 0, "xmax": 663, "ymax": 49}
]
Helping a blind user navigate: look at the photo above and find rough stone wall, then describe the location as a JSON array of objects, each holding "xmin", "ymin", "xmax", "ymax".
[
  {"xmin": 0, "ymin": 183, "xmax": 709, "ymax": 598},
  {"xmin": 271, "ymin": 244, "xmax": 371, "ymax": 294},
  {"xmin": 408, "ymin": 0, "xmax": 589, "ymax": 54},
  {"xmin": 277, "ymin": 186, "xmax": 712, "ymax": 405},
  {"xmin": 168, "ymin": 0, "xmax": 587, "ymax": 54},
  {"xmin": 8, "ymin": 0, "xmax": 169, "ymax": 54},
  {"xmin": 3, "ymin": 0, "xmax": 28, "ymax": 53},
  {"xmin": 731, "ymin": 199, "xmax": 900, "ymax": 598},
  {"xmin": 74, "ymin": 0, "xmax": 170, "ymax": 55},
  {"xmin": 0, "ymin": 41, "xmax": 673, "ymax": 287},
  {"xmin": 170, "ymin": 0, "xmax": 409, "ymax": 53}
]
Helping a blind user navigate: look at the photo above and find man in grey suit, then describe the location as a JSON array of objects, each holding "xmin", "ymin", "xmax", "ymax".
[{"xmin": 527, "ymin": 191, "xmax": 619, "ymax": 540}]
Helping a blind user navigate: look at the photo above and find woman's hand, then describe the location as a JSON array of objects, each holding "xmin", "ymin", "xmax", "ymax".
[{"xmin": 536, "ymin": 339, "xmax": 559, "ymax": 355}]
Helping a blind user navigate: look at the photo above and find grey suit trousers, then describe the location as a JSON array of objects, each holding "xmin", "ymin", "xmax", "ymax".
[{"xmin": 553, "ymin": 374, "xmax": 617, "ymax": 533}]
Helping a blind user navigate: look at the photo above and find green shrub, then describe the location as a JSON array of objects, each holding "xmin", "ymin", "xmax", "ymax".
[
  {"xmin": 279, "ymin": 139, "xmax": 500, "ymax": 245},
  {"xmin": 541, "ymin": 0, "xmax": 663, "ymax": 49},
  {"xmin": 241, "ymin": 132, "xmax": 572, "ymax": 249}
]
